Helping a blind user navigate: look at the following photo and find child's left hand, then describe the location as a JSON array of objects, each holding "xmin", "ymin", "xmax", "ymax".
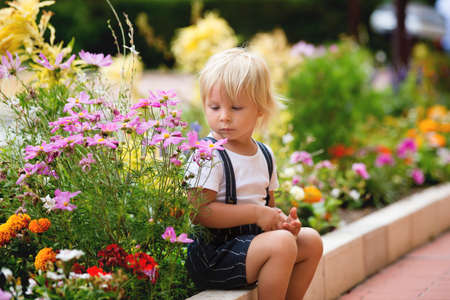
[{"xmin": 280, "ymin": 207, "xmax": 302, "ymax": 236}]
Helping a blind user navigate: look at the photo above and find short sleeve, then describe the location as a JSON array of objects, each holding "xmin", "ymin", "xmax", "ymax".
[{"xmin": 185, "ymin": 151, "xmax": 224, "ymax": 192}]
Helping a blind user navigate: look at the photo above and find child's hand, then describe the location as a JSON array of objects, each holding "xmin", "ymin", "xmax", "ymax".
[
  {"xmin": 281, "ymin": 207, "xmax": 302, "ymax": 236},
  {"xmin": 256, "ymin": 206, "xmax": 285, "ymax": 232}
]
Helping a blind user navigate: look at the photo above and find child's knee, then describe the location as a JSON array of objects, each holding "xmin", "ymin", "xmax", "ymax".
[
  {"xmin": 300, "ymin": 227, "xmax": 323, "ymax": 258},
  {"xmin": 271, "ymin": 230, "xmax": 298, "ymax": 259}
]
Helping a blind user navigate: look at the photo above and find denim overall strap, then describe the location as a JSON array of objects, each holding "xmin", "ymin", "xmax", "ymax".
[
  {"xmin": 256, "ymin": 141, "xmax": 273, "ymax": 206},
  {"xmin": 203, "ymin": 136, "xmax": 237, "ymax": 204}
]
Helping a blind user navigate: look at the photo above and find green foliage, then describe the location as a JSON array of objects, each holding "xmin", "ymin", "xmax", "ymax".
[{"xmin": 287, "ymin": 39, "xmax": 383, "ymax": 156}]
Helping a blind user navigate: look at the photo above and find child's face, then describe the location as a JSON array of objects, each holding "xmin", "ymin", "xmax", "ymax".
[{"xmin": 204, "ymin": 83, "xmax": 261, "ymax": 144}]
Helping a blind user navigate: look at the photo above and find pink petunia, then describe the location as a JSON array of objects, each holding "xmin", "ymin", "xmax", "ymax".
[
  {"xmin": 64, "ymin": 91, "xmax": 96, "ymax": 112},
  {"xmin": 79, "ymin": 50, "xmax": 112, "ymax": 67},
  {"xmin": 397, "ymin": 138, "xmax": 417, "ymax": 159},
  {"xmin": 1, "ymin": 51, "xmax": 25, "ymax": 78},
  {"xmin": 86, "ymin": 134, "xmax": 118, "ymax": 149},
  {"xmin": 148, "ymin": 130, "xmax": 185, "ymax": 148},
  {"xmin": 352, "ymin": 163, "xmax": 370, "ymax": 180},
  {"xmin": 375, "ymin": 153, "xmax": 395, "ymax": 167},
  {"xmin": 98, "ymin": 122, "xmax": 122, "ymax": 134},
  {"xmin": 179, "ymin": 131, "xmax": 199, "ymax": 151},
  {"xmin": 411, "ymin": 168, "xmax": 425, "ymax": 185},
  {"xmin": 79, "ymin": 153, "xmax": 96, "ymax": 172},
  {"xmin": 290, "ymin": 151, "xmax": 313, "ymax": 166}
]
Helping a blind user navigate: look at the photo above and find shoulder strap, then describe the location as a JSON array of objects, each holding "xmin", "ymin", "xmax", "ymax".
[
  {"xmin": 203, "ymin": 136, "xmax": 237, "ymax": 204},
  {"xmin": 256, "ymin": 141, "xmax": 273, "ymax": 206}
]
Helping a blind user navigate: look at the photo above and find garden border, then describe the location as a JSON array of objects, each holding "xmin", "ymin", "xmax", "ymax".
[{"xmin": 186, "ymin": 183, "xmax": 450, "ymax": 300}]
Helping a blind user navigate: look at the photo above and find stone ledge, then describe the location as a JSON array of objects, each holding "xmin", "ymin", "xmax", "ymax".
[{"xmin": 186, "ymin": 183, "xmax": 450, "ymax": 300}]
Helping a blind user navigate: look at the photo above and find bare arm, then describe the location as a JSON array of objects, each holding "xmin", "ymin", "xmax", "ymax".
[{"xmin": 189, "ymin": 188, "xmax": 283, "ymax": 231}]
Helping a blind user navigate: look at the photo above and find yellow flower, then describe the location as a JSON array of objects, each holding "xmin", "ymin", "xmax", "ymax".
[
  {"xmin": 35, "ymin": 247, "xmax": 56, "ymax": 270},
  {"xmin": 171, "ymin": 12, "xmax": 238, "ymax": 73},
  {"xmin": 249, "ymin": 28, "xmax": 302, "ymax": 92},
  {"xmin": 0, "ymin": 223, "xmax": 14, "ymax": 246},
  {"xmin": 303, "ymin": 186, "xmax": 322, "ymax": 204},
  {"xmin": 418, "ymin": 119, "xmax": 439, "ymax": 133},
  {"xmin": 427, "ymin": 105, "xmax": 447, "ymax": 120},
  {"xmin": 6, "ymin": 213, "xmax": 31, "ymax": 232}
]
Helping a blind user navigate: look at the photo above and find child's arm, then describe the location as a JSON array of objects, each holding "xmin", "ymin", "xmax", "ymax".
[{"xmin": 189, "ymin": 188, "xmax": 285, "ymax": 232}]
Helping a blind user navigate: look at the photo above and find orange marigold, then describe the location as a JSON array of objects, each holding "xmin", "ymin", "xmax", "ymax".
[
  {"xmin": 303, "ymin": 186, "xmax": 322, "ymax": 204},
  {"xmin": 440, "ymin": 123, "xmax": 450, "ymax": 133},
  {"xmin": 35, "ymin": 247, "xmax": 56, "ymax": 271},
  {"xmin": 418, "ymin": 119, "xmax": 439, "ymax": 133},
  {"xmin": 6, "ymin": 213, "xmax": 31, "ymax": 232},
  {"xmin": 427, "ymin": 133, "xmax": 446, "ymax": 148},
  {"xmin": 0, "ymin": 223, "xmax": 14, "ymax": 247},
  {"xmin": 427, "ymin": 105, "xmax": 447, "ymax": 120},
  {"xmin": 28, "ymin": 218, "xmax": 51, "ymax": 233}
]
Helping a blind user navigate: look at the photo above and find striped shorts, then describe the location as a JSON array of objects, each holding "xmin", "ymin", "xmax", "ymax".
[{"xmin": 186, "ymin": 229, "xmax": 260, "ymax": 290}]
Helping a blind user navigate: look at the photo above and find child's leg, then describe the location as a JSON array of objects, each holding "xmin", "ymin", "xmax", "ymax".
[
  {"xmin": 286, "ymin": 227, "xmax": 323, "ymax": 300},
  {"xmin": 246, "ymin": 230, "xmax": 298, "ymax": 300}
]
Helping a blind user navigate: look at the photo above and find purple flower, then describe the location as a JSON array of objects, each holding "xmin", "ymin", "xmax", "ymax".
[
  {"xmin": 36, "ymin": 52, "xmax": 75, "ymax": 70},
  {"xmin": 98, "ymin": 122, "xmax": 122, "ymax": 134},
  {"xmin": 53, "ymin": 189, "xmax": 81, "ymax": 211},
  {"xmin": 352, "ymin": 163, "xmax": 370, "ymax": 180},
  {"xmin": 375, "ymin": 153, "xmax": 395, "ymax": 167},
  {"xmin": 79, "ymin": 50, "xmax": 112, "ymax": 67},
  {"xmin": 290, "ymin": 151, "xmax": 313, "ymax": 166},
  {"xmin": 64, "ymin": 91, "xmax": 95, "ymax": 112},
  {"xmin": 0, "ymin": 288, "xmax": 12, "ymax": 300},
  {"xmin": 411, "ymin": 168, "xmax": 425, "ymax": 185},
  {"xmin": 86, "ymin": 134, "xmax": 118, "ymax": 149},
  {"xmin": 315, "ymin": 160, "xmax": 334, "ymax": 169},
  {"xmin": 397, "ymin": 138, "xmax": 417, "ymax": 159},
  {"xmin": 0, "ymin": 51, "xmax": 25, "ymax": 78},
  {"xmin": 180, "ymin": 131, "xmax": 199, "ymax": 151},
  {"xmin": 79, "ymin": 153, "xmax": 96, "ymax": 172},
  {"xmin": 291, "ymin": 41, "xmax": 316, "ymax": 57},
  {"xmin": 161, "ymin": 226, "xmax": 193, "ymax": 244},
  {"xmin": 148, "ymin": 130, "xmax": 185, "ymax": 148},
  {"xmin": 162, "ymin": 226, "xmax": 176, "ymax": 243}
]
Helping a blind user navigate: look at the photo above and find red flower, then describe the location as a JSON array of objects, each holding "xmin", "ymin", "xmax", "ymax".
[
  {"xmin": 87, "ymin": 266, "xmax": 110, "ymax": 277},
  {"xmin": 72, "ymin": 263, "xmax": 86, "ymax": 274},
  {"xmin": 328, "ymin": 144, "xmax": 354, "ymax": 159},
  {"xmin": 98, "ymin": 244, "xmax": 128, "ymax": 269},
  {"xmin": 126, "ymin": 252, "xmax": 159, "ymax": 283}
]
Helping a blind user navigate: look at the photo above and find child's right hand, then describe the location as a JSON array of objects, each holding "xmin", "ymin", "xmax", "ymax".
[
  {"xmin": 280, "ymin": 207, "xmax": 302, "ymax": 236},
  {"xmin": 255, "ymin": 206, "xmax": 285, "ymax": 232}
]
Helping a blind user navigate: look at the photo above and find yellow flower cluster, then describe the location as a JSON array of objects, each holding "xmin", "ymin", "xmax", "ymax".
[
  {"xmin": 171, "ymin": 12, "xmax": 238, "ymax": 73},
  {"xmin": 248, "ymin": 28, "xmax": 302, "ymax": 93},
  {"xmin": 408, "ymin": 105, "xmax": 448, "ymax": 148},
  {"xmin": 0, "ymin": 0, "xmax": 54, "ymax": 56},
  {"xmin": 34, "ymin": 247, "xmax": 56, "ymax": 270},
  {"xmin": 28, "ymin": 218, "xmax": 51, "ymax": 233},
  {"xmin": 0, "ymin": 213, "xmax": 31, "ymax": 246}
]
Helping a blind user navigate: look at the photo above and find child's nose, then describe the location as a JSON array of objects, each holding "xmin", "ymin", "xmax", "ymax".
[{"xmin": 219, "ymin": 110, "xmax": 231, "ymax": 122}]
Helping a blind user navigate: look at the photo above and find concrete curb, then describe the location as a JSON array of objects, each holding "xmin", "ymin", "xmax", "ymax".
[{"xmin": 186, "ymin": 183, "xmax": 450, "ymax": 300}]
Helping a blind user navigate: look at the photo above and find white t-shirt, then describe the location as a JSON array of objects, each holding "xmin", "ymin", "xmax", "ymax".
[{"xmin": 186, "ymin": 142, "xmax": 279, "ymax": 206}]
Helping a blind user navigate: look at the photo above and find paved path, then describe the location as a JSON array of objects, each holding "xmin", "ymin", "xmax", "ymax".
[{"xmin": 338, "ymin": 230, "xmax": 450, "ymax": 300}]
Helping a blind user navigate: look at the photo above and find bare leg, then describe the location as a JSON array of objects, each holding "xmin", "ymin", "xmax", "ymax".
[
  {"xmin": 286, "ymin": 227, "xmax": 323, "ymax": 300},
  {"xmin": 246, "ymin": 230, "xmax": 298, "ymax": 300}
]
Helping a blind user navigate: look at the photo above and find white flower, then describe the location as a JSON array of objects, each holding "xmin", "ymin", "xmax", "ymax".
[
  {"xmin": 69, "ymin": 272, "xmax": 90, "ymax": 280},
  {"xmin": 26, "ymin": 278, "xmax": 37, "ymax": 295},
  {"xmin": 349, "ymin": 189, "xmax": 360, "ymax": 200},
  {"xmin": 295, "ymin": 164, "xmax": 304, "ymax": 173},
  {"xmin": 56, "ymin": 249, "xmax": 85, "ymax": 262},
  {"xmin": 281, "ymin": 167, "xmax": 296, "ymax": 178},
  {"xmin": 1, "ymin": 267, "xmax": 13, "ymax": 280},
  {"xmin": 45, "ymin": 271, "xmax": 65, "ymax": 281},
  {"xmin": 290, "ymin": 186, "xmax": 305, "ymax": 201},
  {"xmin": 281, "ymin": 180, "xmax": 292, "ymax": 191},
  {"xmin": 282, "ymin": 133, "xmax": 294, "ymax": 144},
  {"xmin": 41, "ymin": 195, "xmax": 55, "ymax": 212},
  {"xmin": 331, "ymin": 188, "xmax": 341, "ymax": 198}
]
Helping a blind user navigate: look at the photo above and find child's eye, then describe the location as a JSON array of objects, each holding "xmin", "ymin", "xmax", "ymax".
[
  {"xmin": 209, "ymin": 106, "xmax": 219, "ymax": 110},
  {"xmin": 232, "ymin": 107, "xmax": 242, "ymax": 111}
]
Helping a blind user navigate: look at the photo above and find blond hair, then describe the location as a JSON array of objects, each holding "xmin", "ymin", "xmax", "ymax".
[{"xmin": 199, "ymin": 47, "xmax": 277, "ymax": 128}]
